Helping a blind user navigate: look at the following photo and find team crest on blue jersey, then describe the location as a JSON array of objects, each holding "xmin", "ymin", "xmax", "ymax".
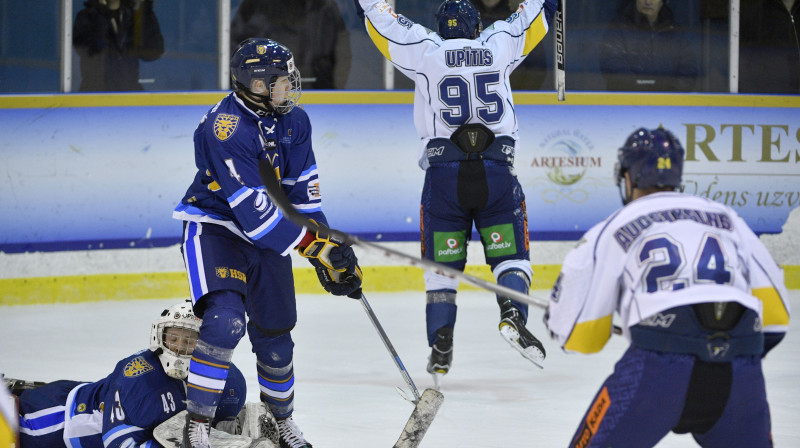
[
  {"xmin": 123, "ymin": 356, "xmax": 154, "ymax": 377},
  {"xmin": 216, "ymin": 267, "xmax": 247, "ymax": 283},
  {"xmin": 214, "ymin": 114, "xmax": 240, "ymax": 141}
]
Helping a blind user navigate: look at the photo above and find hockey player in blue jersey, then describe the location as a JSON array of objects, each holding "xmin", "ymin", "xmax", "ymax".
[
  {"xmin": 173, "ymin": 38, "xmax": 362, "ymax": 448},
  {"xmin": 545, "ymin": 127, "xmax": 791, "ymax": 448},
  {"xmin": 13, "ymin": 302, "xmax": 248, "ymax": 448},
  {"xmin": 355, "ymin": 0, "xmax": 555, "ymax": 383}
]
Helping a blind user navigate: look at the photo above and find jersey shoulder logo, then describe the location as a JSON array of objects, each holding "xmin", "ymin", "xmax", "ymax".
[
  {"xmin": 123, "ymin": 356, "xmax": 154, "ymax": 378},
  {"xmin": 214, "ymin": 113, "xmax": 240, "ymax": 141}
]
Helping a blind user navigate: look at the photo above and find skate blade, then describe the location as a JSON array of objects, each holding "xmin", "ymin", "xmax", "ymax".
[
  {"xmin": 430, "ymin": 372, "xmax": 444, "ymax": 390},
  {"xmin": 499, "ymin": 325, "xmax": 545, "ymax": 369}
]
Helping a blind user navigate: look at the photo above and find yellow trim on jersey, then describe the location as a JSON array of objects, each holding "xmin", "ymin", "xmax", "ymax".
[
  {"xmin": 366, "ymin": 19, "xmax": 393, "ymax": 62},
  {"xmin": 522, "ymin": 12, "xmax": 548, "ymax": 55},
  {"xmin": 0, "ymin": 419, "xmax": 16, "ymax": 448},
  {"xmin": 564, "ymin": 314, "xmax": 613, "ymax": 354},
  {"xmin": 752, "ymin": 287, "xmax": 790, "ymax": 327}
]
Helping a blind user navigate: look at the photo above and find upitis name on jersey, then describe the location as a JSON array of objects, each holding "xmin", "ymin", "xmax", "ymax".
[
  {"xmin": 615, "ymin": 208, "xmax": 733, "ymax": 252},
  {"xmin": 445, "ymin": 47, "xmax": 493, "ymax": 67}
]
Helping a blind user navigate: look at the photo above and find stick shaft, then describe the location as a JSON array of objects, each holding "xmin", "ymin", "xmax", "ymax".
[
  {"xmin": 257, "ymin": 159, "xmax": 549, "ymax": 310},
  {"xmin": 356, "ymin": 291, "xmax": 422, "ymax": 403},
  {"xmin": 555, "ymin": 0, "xmax": 566, "ymax": 101}
]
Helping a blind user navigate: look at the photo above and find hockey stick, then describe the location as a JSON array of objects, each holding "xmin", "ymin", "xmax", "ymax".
[
  {"xmin": 257, "ymin": 160, "xmax": 623, "ymax": 336},
  {"xmin": 554, "ymin": 0, "xmax": 566, "ymax": 101},
  {"xmin": 350, "ymin": 290, "xmax": 425, "ymax": 403},
  {"xmin": 257, "ymin": 160, "xmax": 548, "ymax": 311},
  {"xmin": 351, "ymin": 290, "xmax": 444, "ymax": 448}
]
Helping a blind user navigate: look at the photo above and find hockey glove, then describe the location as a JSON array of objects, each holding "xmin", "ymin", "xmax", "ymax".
[
  {"xmin": 296, "ymin": 222, "xmax": 357, "ymax": 272},
  {"xmin": 315, "ymin": 264, "xmax": 363, "ymax": 297}
]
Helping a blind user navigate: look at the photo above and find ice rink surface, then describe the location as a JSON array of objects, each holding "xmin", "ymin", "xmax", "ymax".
[{"xmin": 2, "ymin": 291, "xmax": 798, "ymax": 447}]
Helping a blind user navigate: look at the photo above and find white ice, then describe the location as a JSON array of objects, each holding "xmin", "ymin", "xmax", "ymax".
[{"xmin": 1, "ymin": 291, "xmax": 798, "ymax": 447}]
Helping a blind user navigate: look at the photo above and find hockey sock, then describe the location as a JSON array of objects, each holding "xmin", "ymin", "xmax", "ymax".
[
  {"xmin": 426, "ymin": 289, "xmax": 457, "ymax": 347},
  {"xmin": 496, "ymin": 269, "xmax": 530, "ymax": 323},
  {"xmin": 187, "ymin": 340, "xmax": 235, "ymax": 418},
  {"xmin": 257, "ymin": 361, "xmax": 295, "ymax": 419}
]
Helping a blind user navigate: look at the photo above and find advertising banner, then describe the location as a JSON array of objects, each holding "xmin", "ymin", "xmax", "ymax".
[{"xmin": 0, "ymin": 97, "xmax": 797, "ymax": 252}]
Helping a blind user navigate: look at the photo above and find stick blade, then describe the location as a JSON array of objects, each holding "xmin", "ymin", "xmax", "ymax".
[{"xmin": 393, "ymin": 388, "xmax": 445, "ymax": 448}]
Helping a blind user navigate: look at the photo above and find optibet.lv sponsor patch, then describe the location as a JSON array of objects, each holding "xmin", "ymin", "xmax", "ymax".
[
  {"xmin": 480, "ymin": 224, "xmax": 516, "ymax": 257},
  {"xmin": 433, "ymin": 231, "xmax": 466, "ymax": 262}
]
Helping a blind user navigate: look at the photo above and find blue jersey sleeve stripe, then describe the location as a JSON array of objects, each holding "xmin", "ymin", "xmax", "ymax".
[
  {"xmin": 228, "ymin": 186, "xmax": 253, "ymax": 208},
  {"xmin": 297, "ymin": 165, "xmax": 318, "ymax": 182},
  {"xmin": 173, "ymin": 203, "xmax": 226, "ymax": 221},
  {"xmin": 102, "ymin": 424, "xmax": 144, "ymax": 445},
  {"xmin": 246, "ymin": 210, "xmax": 282, "ymax": 240},
  {"xmin": 19, "ymin": 408, "xmax": 65, "ymax": 430},
  {"xmin": 293, "ymin": 203, "xmax": 322, "ymax": 213}
]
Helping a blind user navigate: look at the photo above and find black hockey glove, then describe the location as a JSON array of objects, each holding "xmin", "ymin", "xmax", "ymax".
[{"xmin": 315, "ymin": 264, "xmax": 363, "ymax": 297}]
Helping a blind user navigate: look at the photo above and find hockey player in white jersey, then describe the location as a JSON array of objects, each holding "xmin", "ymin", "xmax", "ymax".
[
  {"xmin": 546, "ymin": 127, "xmax": 790, "ymax": 448},
  {"xmin": 355, "ymin": 0, "xmax": 556, "ymax": 384}
]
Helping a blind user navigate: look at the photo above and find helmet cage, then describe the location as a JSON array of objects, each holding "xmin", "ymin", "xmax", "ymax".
[
  {"xmin": 436, "ymin": 0, "xmax": 482, "ymax": 40},
  {"xmin": 150, "ymin": 302, "xmax": 202, "ymax": 380},
  {"xmin": 231, "ymin": 38, "xmax": 302, "ymax": 115}
]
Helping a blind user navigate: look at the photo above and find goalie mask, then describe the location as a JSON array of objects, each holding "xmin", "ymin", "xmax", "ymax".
[
  {"xmin": 230, "ymin": 38, "xmax": 301, "ymax": 116},
  {"xmin": 436, "ymin": 0, "xmax": 482, "ymax": 40},
  {"xmin": 150, "ymin": 301, "xmax": 201, "ymax": 380},
  {"xmin": 614, "ymin": 127, "xmax": 684, "ymax": 205}
]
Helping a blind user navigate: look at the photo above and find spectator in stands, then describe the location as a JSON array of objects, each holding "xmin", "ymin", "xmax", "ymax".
[
  {"xmin": 739, "ymin": 0, "xmax": 800, "ymax": 94},
  {"xmin": 599, "ymin": 0, "xmax": 698, "ymax": 91},
  {"xmin": 476, "ymin": 0, "xmax": 548, "ymax": 90},
  {"xmin": 230, "ymin": 0, "xmax": 352, "ymax": 89},
  {"xmin": 73, "ymin": 0, "xmax": 164, "ymax": 92}
]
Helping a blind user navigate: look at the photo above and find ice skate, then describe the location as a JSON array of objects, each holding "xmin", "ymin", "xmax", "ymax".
[
  {"xmin": 277, "ymin": 416, "xmax": 312, "ymax": 448},
  {"xmin": 182, "ymin": 412, "xmax": 212, "ymax": 448},
  {"xmin": 499, "ymin": 305, "xmax": 546, "ymax": 369},
  {"xmin": 426, "ymin": 327, "xmax": 453, "ymax": 389}
]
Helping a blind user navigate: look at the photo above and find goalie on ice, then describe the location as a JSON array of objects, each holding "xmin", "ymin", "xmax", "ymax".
[{"xmin": 7, "ymin": 301, "xmax": 277, "ymax": 448}]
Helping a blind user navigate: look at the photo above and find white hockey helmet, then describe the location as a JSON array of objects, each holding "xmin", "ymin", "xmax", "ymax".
[{"xmin": 150, "ymin": 301, "xmax": 202, "ymax": 380}]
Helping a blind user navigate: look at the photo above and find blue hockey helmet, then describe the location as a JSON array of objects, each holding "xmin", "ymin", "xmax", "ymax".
[
  {"xmin": 230, "ymin": 38, "xmax": 301, "ymax": 115},
  {"xmin": 436, "ymin": 0, "xmax": 482, "ymax": 40},
  {"xmin": 614, "ymin": 127, "xmax": 684, "ymax": 204}
]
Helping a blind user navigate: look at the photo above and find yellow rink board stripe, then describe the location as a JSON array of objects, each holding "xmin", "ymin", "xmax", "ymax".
[
  {"xmin": 2, "ymin": 91, "xmax": 800, "ymax": 109},
  {"xmin": 0, "ymin": 265, "xmax": 796, "ymax": 306}
]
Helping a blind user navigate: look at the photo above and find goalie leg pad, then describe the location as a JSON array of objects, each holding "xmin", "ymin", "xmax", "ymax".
[{"xmin": 156, "ymin": 410, "xmax": 278, "ymax": 448}]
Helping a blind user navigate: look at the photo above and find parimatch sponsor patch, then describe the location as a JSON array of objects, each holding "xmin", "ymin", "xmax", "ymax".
[
  {"xmin": 433, "ymin": 230, "xmax": 467, "ymax": 262},
  {"xmin": 480, "ymin": 223, "xmax": 517, "ymax": 257}
]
